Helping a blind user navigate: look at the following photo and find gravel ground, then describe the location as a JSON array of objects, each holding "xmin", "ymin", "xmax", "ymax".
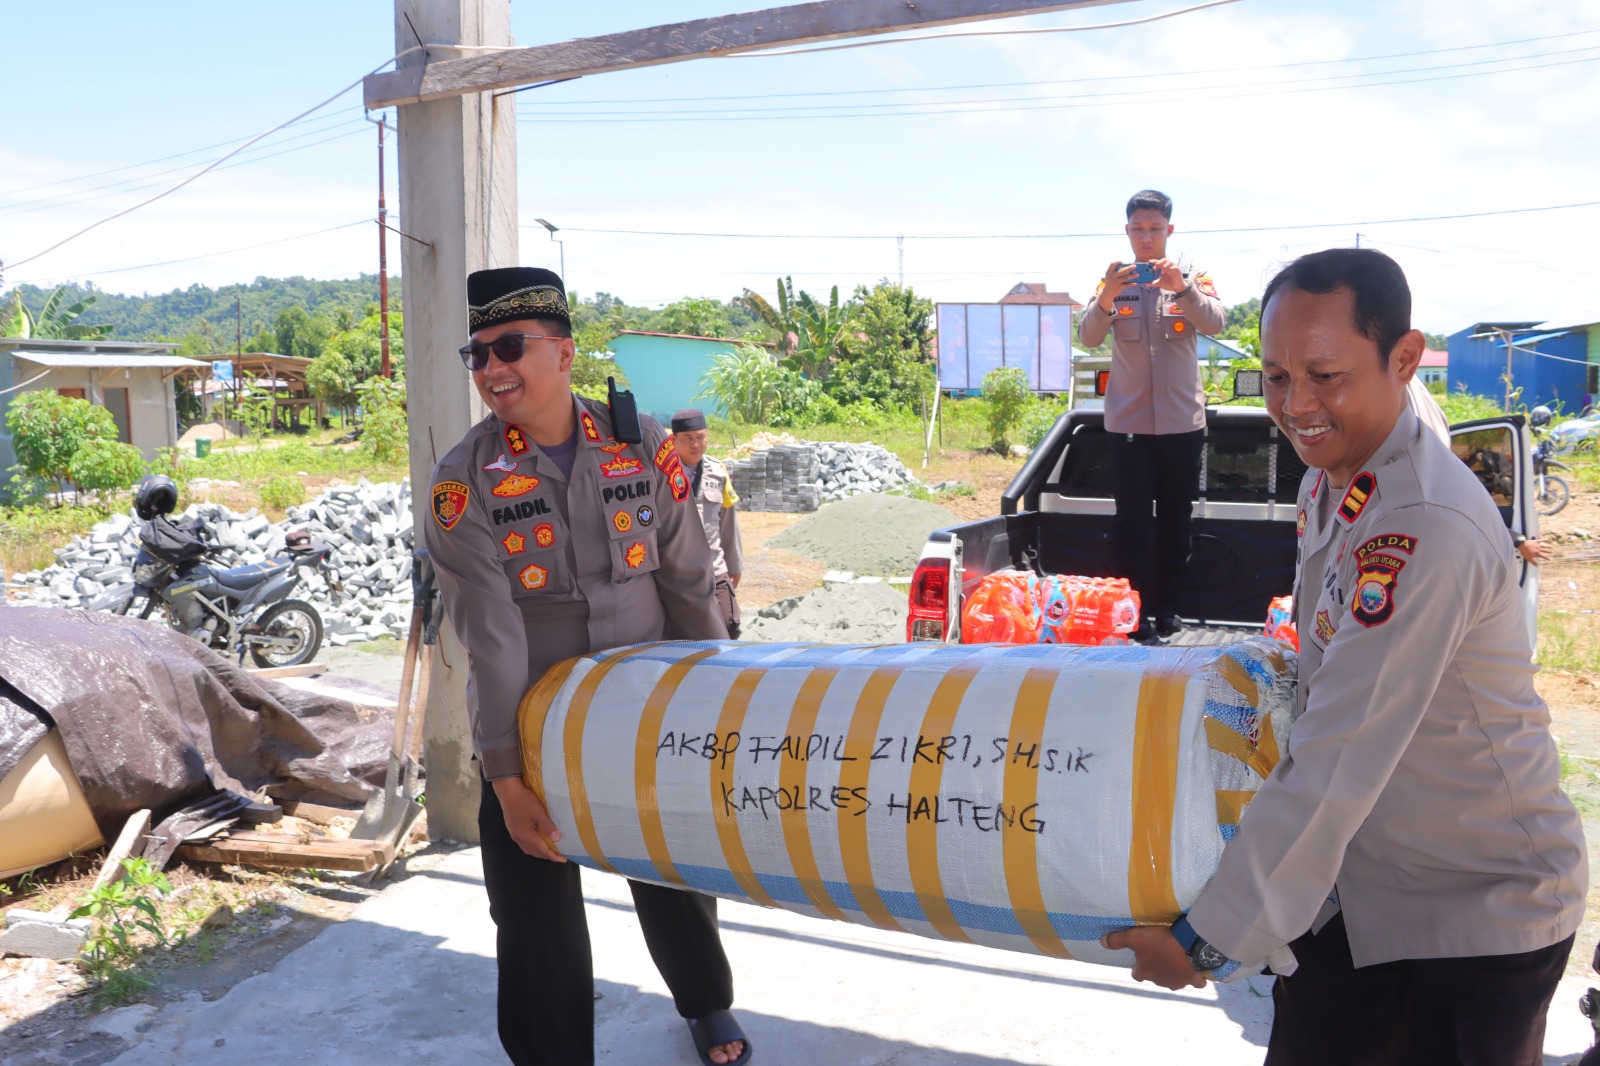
[
  {"xmin": 766, "ymin": 492, "xmax": 957, "ymax": 576},
  {"xmin": 742, "ymin": 581, "xmax": 909, "ymax": 644}
]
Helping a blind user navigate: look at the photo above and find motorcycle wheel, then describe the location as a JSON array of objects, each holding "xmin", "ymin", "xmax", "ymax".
[
  {"xmin": 1537, "ymin": 475, "xmax": 1570, "ymax": 517},
  {"xmin": 249, "ymin": 599, "xmax": 324, "ymax": 668}
]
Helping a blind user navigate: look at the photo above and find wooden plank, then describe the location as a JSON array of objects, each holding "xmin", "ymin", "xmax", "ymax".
[
  {"xmin": 280, "ymin": 799, "xmax": 362, "ymax": 826},
  {"xmin": 365, "ymin": 0, "xmax": 1131, "ymax": 108},
  {"xmin": 90, "ymin": 809, "xmax": 152, "ymax": 894},
  {"xmin": 176, "ymin": 832, "xmax": 393, "ymax": 873}
]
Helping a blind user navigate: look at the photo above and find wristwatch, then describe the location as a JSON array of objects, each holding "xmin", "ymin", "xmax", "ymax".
[
  {"xmin": 1170, "ymin": 915, "xmax": 1228, "ymax": 972},
  {"xmin": 1174, "ymin": 282, "xmax": 1193, "ymax": 299}
]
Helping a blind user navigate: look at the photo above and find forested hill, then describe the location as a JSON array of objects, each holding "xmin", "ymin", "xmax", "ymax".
[{"xmin": 4, "ymin": 276, "xmax": 396, "ymax": 352}]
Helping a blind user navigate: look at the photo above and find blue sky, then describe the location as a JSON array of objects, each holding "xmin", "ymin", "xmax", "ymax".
[{"xmin": 3, "ymin": 0, "xmax": 1597, "ymax": 335}]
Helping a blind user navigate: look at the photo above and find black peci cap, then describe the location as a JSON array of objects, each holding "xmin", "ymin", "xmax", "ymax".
[
  {"xmin": 671, "ymin": 409, "xmax": 708, "ymax": 432},
  {"xmin": 467, "ymin": 266, "xmax": 570, "ymax": 333}
]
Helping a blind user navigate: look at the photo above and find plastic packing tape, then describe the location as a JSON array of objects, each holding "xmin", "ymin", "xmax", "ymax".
[{"xmin": 518, "ymin": 637, "xmax": 1298, "ymax": 967}]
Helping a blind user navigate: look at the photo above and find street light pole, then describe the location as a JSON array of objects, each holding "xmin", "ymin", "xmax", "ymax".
[{"xmin": 534, "ymin": 218, "xmax": 564, "ymax": 282}]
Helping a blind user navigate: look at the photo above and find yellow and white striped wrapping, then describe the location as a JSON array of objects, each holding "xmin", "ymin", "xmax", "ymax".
[{"xmin": 518, "ymin": 638, "xmax": 1296, "ymax": 964}]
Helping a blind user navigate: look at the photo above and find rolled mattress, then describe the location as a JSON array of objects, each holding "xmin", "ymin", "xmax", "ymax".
[{"xmin": 518, "ymin": 638, "xmax": 1296, "ymax": 964}]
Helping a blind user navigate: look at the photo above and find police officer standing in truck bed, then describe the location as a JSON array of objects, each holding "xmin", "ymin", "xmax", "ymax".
[{"xmin": 1078, "ymin": 189, "xmax": 1225, "ymax": 640}]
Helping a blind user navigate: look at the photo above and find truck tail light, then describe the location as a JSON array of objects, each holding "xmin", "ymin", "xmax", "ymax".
[{"xmin": 906, "ymin": 559, "xmax": 951, "ymax": 642}]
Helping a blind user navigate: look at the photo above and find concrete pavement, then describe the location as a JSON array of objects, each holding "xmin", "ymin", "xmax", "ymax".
[{"xmin": 71, "ymin": 844, "xmax": 1596, "ymax": 1065}]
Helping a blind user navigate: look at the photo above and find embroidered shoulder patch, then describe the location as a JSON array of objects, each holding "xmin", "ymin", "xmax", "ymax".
[
  {"xmin": 518, "ymin": 563, "xmax": 548, "ymax": 591},
  {"xmin": 492, "ymin": 472, "xmax": 540, "ymax": 498},
  {"xmin": 580, "ymin": 411, "xmax": 601, "ymax": 443},
  {"xmin": 625, "ymin": 541, "xmax": 648, "ymax": 569},
  {"xmin": 1337, "ymin": 471, "xmax": 1376, "ymax": 524},
  {"xmin": 1355, "ymin": 533, "xmax": 1418, "ymax": 562},
  {"xmin": 431, "ymin": 481, "xmax": 470, "ymax": 532},
  {"xmin": 613, "ymin": 510, "xmax": 633, "ymax": 533},
  {"xmin": 501, "ymin": 530, "xmax": 525, "ymax": 555},
  {"xmin": 654, "ymin": 437, "xmax": 677, "ymax": 472},
  {"xmin": 533, "ymin": 522, "xmax": 555, "ymax": 548},
  {"xmin": 1196, "ymin": 273, "xmax": 1218, "ymax": 298},
  {"xmin": 663, "ymin": 453, "xmax": 690, "ymax": 502}
]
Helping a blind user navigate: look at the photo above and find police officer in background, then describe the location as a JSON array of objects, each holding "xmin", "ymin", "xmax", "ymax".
[
  {"xmin": 1105, "ymin": 249, "xmax": 1586, "ymax": 1065},
  {"xmin": 423, "ymin": 268, "xmax": 751, "ymax": 1066},
  {"xmin": 671, "ymin": 409, "xmax": 744, "ymax": 638},
  {"xmin": 1078, "ymin": 189, "xmax": 1225, "ymax": 640}
]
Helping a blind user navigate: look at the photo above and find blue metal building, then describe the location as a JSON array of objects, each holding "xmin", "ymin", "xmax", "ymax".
[{"xmin": 1447, "ymin": 321, "xmax": 1595, "ymax": 412}]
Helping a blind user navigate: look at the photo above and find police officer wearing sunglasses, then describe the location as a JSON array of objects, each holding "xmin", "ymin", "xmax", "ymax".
[{"xmin": 423, "ymin": 267, "xmax": 752, "ymax": 1066}]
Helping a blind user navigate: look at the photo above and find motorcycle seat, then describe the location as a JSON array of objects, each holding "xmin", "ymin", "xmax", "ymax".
[{"xmin": 213, "ymin": 559, "xmax": 293, "ymax": 590}]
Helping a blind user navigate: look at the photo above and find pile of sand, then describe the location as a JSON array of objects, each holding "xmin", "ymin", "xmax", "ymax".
[
  {"xmin": 767, "ymin": 492, "xmax": 957, "ymax": 576},
  {"xmin": 744, "ymin": 581, "xmax": 908, "ymax": 644}
]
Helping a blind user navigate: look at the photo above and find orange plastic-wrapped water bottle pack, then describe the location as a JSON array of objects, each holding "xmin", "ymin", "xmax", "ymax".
[
  {"xmin": 1264, "ymin": 594, "xmax": 1298, "ymax": 651},
  {"xmin": 961, "ymin": 569, "xmax": 1140, "ymax": 646}
]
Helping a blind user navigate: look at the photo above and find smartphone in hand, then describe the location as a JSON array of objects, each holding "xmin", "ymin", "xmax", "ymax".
[{"xmin": 1117, "ymin": 261, "xmax": 1160, "ymax": 285}]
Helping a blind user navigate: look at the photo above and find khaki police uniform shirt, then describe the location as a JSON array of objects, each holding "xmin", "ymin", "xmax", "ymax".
[
  {"xmin": 1187, "ymin": 407, "xmax": 1587, "ymax": 968},
  {"xmin": 694, "ymin": 456, "xmax": 743, "ymax": 581},
  {"xmin": 1077, "ymin": 269, "xmax": 1225, "ymax": 436},
  {"xmin": 423, "ymin": 394, "xmax": 726, "ymax": 781}
]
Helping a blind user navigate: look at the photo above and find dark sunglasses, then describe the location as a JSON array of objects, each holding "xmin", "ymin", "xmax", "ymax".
[{"xmin": 458, "ymin": 332, "xmax": 559, "ymax": 371}]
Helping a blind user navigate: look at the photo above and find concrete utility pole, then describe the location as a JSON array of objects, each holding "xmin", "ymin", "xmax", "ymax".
[{"xmin": 393, "ymin": 0, "xmax": 518, "ymax": 842}]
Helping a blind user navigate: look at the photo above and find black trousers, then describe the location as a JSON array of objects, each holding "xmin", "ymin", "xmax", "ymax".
[
  {"xmin": 479, "ymin": 779, "xmax": 735, "ymax": 1066},
  {"xmin": 1266, "ymin": 913, "xmax": 1572, "ymax": 1066},
  {"xmin": 715, "ymin": 577, "xmax": 742, "ymax": 640},
  {"xmin": 1105, "ymin": 429, "xmax": 1204, "ymax": 620}
]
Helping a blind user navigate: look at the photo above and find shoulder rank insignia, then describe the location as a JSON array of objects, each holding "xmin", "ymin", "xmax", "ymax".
[
  {"xmin": 518, "ymin": 563, "xmax": 548, "ymax": 591},
  {"xmin": 1196, "ymin": 273, "xmax": 1218, "ymax": 298},
  {"xmin": 625, "ymin": 541, "xmax": 648, "ymax": 569},
  {"xmin": 1337, "ymin": 471, "xmax": 1376, "ymax": 524},
  {"xmin": 492, "ymin": 472, "xmax": 540, "ymax": 498},
  {"xmin": 431, "ymin": 481, "xmax": 470, "ymax": 532},
  {"xmin": 504, "ymin": 425, "xmax": 529, "ymax": 456},
  {"xmin": 580, "ymin": 411, "xmax": 602, "ymax": 443},
  {"xmin": 600, "ymin": 455, "xmax": 644, "ymax": 478},
  {"xmin": 501, "ymin": 530, "xmax": 526, "ymax": 555},
  {"xmin": 533, "ymin": 522, "xmax": 555, "ymax": 548}
]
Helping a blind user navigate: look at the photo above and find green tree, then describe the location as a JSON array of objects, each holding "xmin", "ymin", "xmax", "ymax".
[
  {"xmin": 68, "ymin": 438, "xmax": 148, "ymax": 494},
  {"xmin": 655, "ymin": 296, "xmax": 734, "ymax": 339},
  {"xmin": 5, "ymin": 391, "xmax": 120, "ymax": 501},
  {"xmin": 788, "ymin": 285, "xmax": 856, "ymax": 382},
  {"xmin": 4, "ymin": 286, "xmax": 112, "ymax": 339},
  {"xmin": 573, "ymin": 320, "xmax": 617, "ymax": 358},
  {"xmin": 739, "ymin": 277, "xmax": 800, "ymax": 358},
  {"xmin": 570, "ymin": 352, "xmax": 629, "ymax": 402},
  {"xmin": 832, "ymin": 280, "xmax": 935, "ymax": 409},
  {"xmin": 981, "ymin": 366, "xmax": 1035, "ymax": 453},
  {"xmin": 356, "ymin": 376, "xmax": 408, "ymax": 464},
  {"xmin": 1422, "ymin": 332, "xmax": 1448, "ymax": 350},
  {"xmin": 273, "ymin": 306, "xmax": 334, "ymax": 359},
  {"xmin": 306, "ymin": 347, "xmax": 360, "ymax": 408}
]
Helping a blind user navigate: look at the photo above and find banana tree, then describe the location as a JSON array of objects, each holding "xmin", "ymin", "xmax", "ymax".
[
  {"xmin": 4, "ymin": 286, "xmax": 112, "ymax": 339},
  {"xmin": 738, "ymin": 276, "xmax": 798, "ymax": 359},
  {"xmin": 789, "ymin": 285, "xmax": 855, "ymax": 382}
]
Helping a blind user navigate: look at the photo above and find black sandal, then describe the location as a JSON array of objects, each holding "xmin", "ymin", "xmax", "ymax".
[{"xmin": 686, "ymin": 1009, "xmax": 752, "ymax": 1066}]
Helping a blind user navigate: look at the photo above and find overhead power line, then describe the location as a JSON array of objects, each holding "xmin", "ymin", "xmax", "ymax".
[{"xmin": 529, "ymin": 199, "xmax": 1600, "ymax": 242}]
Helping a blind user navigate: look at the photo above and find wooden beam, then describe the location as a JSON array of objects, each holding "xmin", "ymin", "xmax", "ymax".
[
  {"xmin": 366, "ymin": 0, "xmax": 1130, "ymax": 108},
  {"xmin": 176, "ymin": 830, "xmax": 393, "ymax": 873}
]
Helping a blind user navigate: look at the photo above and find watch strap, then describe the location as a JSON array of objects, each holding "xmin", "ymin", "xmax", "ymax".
[{"xmin": 1170, "ymin": 914, "xmax": 1200, "ymax": 953}]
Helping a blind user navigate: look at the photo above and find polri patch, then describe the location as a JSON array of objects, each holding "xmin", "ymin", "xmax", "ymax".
[
  {"xmin": 518, "ymin": 563, "xmax": 549, "ymax": 591},
  {"xmin": 1352, "ymin": 562, "xmax": 1401, "ymax": 627},
  {"xmin": 1196, "ymin": 273, "xmax": 1218, "ymax": 298},
  {"xmin": 600, "ymin": 456, "xmax": 644, "ymax": 479},
  {"xmin": 504, "ymin": 426, "xmax": 529, "ymax": 456},
  {"xmin": 492, "ymin": 472, "xmax": 541, "ymax": 498},
  {"xmin": 1355, "ymin": 533, "xmax": 1417, "ymax": 561},
  {"xmin": 654, "ymin": 437, "xmax": 677, "ymax": 471},
  {"xmin": 1337, "ymin": 472, "xmax": 1376, "ymax": 524},
  {"xmin": 625, "ymin": 541, "xmax": 647, "ymax": 570},
  {"xmin": 580, "ymin": 411, "xmax": 601, "ymax": 443},
  {"xmin": 502, "ymin": 530, "xmax": 526, "ymax": 555},
  {"xmin": 431, "ymin": 481, "xmax": 470, "ymax": 532},
  {"xmin": 613, "ymin": 510, "xmax": 633, "ymax": 533}
]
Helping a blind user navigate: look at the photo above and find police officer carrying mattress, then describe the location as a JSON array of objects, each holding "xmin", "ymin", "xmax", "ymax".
[
  {"xmin": 671, "ymin": 409, "xmax": 744, "ymax": 638},
  {"xmin": 1078, "ymin": 189, "xmax": 1225, "ymax": 640},
  {"xmin": 422, "ymin": 267, "xmax": 752, "ymax": 1066},
  {"xmin": 1105, "ymin": 249, "xmax": 1586, "ymax": 1066}
]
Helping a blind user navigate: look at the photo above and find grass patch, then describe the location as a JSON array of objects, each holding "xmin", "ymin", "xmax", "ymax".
[
  {"xmin": 710, "ymin": 396, "xmax": 997, "ymax": 468},
  {"xmin": 0, "ymin": 503, "xmax": 115, "ymax": 574},
  {"xmin": 1541, "ymin": 610, "xmax": 1600, "ymax": 675}
]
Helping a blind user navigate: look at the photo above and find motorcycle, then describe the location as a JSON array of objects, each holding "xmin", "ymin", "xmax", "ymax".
[
  {"xmin": 114, "ymin": 505, "xmax": 338, "ymax": 669},
  {"xmin": 1529, "ymin": 406, "xmax": 1571, "ymax": 518}
]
